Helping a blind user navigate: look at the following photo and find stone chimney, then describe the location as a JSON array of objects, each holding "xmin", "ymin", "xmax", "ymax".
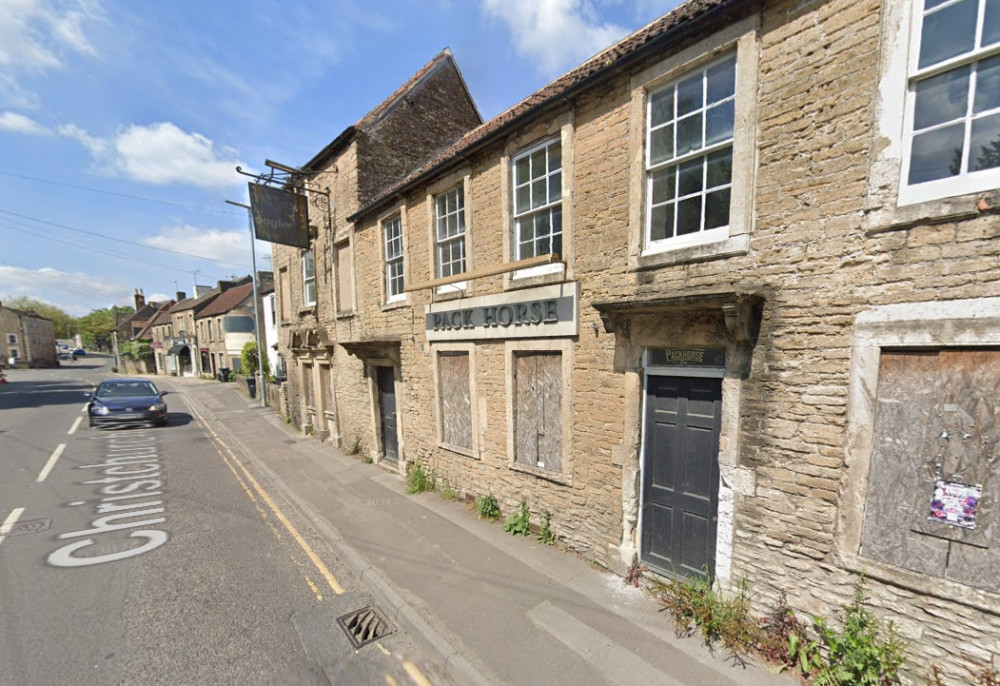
[
  {"xmin": 176, "ymin": 291, "xmax": 186, "ymax": 301},
  {"xmin": 134, "ymin": 289, "xmax": 146, "ymax": 310}
]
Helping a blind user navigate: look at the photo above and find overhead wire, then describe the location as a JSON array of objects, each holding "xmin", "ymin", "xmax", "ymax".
[
  {"xmin": 0, "ymin": 208, "xmax": 253, "ymax": 268},
  {"xmin": 0, "ymin": 170, "xmax": 245, "ymax": 217}
]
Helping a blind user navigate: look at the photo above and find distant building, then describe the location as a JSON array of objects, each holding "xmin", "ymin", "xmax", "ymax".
[{"xmin": 0, "ymin": 301, "xmax": 57, "ymax": 368}]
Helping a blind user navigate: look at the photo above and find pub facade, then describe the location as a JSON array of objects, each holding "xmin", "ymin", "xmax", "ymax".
[{"xmin": 270, "ymin": 0, "xmax": 1000, "ymax": 680}]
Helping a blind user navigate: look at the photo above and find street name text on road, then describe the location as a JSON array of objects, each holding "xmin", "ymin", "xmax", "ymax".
[{"xmin": 48, "ymin": 431, "xmax": 169, "ymax": 567}]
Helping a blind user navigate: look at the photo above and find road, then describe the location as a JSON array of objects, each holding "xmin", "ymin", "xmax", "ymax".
[{"xmin": 0, "ymin": 355, "xmax": 444, "ymax": 685}]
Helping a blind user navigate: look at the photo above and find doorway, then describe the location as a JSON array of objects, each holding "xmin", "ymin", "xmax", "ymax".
[
  {"xmin": 375, "ymin": 366, "xmax": 398, "ymax": 462},
  {"xmin": 641, "ymin": 374, "xmax": 722, "ymax": 581}
]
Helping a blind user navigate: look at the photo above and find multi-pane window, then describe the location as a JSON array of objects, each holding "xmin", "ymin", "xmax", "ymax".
[
  {"xmin": 646, "ymin": 53, "xmax": 736, "ymax": 247},
  {"xmin": 513, "ymin": 140, "xmax": 562, "ymax": 260},
  {"xmin": 435, "ymin": 187, "xmax": 466, "ymax": 278},
  {"xmin": 904, "ymin": 0, "xmax": 1000, "ymax": 194},
  {"xmin": 301, "ymin": 249, "xmax": 316, "ymax": 306},
  {"xmin": 6, "ymin": 334, "xmax": 16, "ymax": 345},
  {"xmin": 384, "ymin": 215, "xmax": 405, "ymax": 301}
]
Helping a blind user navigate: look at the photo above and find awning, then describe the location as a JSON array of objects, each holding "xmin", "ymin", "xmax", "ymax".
[{"xmin": 167, "ymin": 343, "xmax": 189, "ymax": 355}]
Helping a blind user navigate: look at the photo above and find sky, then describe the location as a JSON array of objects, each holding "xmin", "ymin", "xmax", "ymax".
[{"xmin": 0, "ymin": 0, "xmax": 675, "ymax": 317}]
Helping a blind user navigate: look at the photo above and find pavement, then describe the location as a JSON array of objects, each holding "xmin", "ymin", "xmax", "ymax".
[{"xmin": 173, "ymin": 376, "xmax": 800, "ymax": 686}]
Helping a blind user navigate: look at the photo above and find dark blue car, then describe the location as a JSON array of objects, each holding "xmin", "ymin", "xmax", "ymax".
[{"xmin": 86, "ymin": 378, "xmax": 169, "ymax": 429}]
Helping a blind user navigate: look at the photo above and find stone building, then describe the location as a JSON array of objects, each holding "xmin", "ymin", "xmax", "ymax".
[
  {"xmin": 270, "ymin": 48, "xmax": 482, "ymax": 442},
  {"xmin": 0, "ymin": 301, "xmax": 57, "ymax": 368},
  {"xmin": 195, "ymin": 281, "xmax": 258, "ymax": 377},
  {"xmin": 268, "ymin": 0, "xmax": 1000, "ymax": 680}
]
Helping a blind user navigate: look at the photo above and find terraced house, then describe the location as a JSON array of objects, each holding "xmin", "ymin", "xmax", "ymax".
[{"xmin": 266, "ymin": 0, "xmax": 1000, "ymax": 680}]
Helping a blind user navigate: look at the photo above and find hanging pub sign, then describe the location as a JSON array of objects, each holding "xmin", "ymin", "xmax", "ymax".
[
  {"xmin": 928, "ymin": 479, "xmax": 981, "ymax": 530},
  {"xmin": 248, "ymin": 183, "xmax": 310, "ymax": 248}
]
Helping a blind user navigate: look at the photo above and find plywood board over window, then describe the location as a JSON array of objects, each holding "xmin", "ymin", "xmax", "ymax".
[
  {"xmin": 439, "ymin": 351, "xmax": 471, "ymax": 450},
  {"xmin": 514, "ymin": 352, "xmax": 562, "ymax": 472},
  {"xmin": 336, "ymin": 242, "xmax": 354, "ymax": 313},
  {"xmin": 861, "ymin": 348, "xmax": 1000, "ymax": 592}
]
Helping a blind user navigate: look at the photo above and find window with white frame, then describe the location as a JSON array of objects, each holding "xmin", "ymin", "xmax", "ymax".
[
  {"xmin": 384, "ymin": 214, "xmax": 405, "ymax": 301},
  {"xmin": 513, "ymin": 139, "xmax": 562, "ymax": 260},
  {"xmin": 6, "ymin": 334, "xmax": 16, "ymax": 345},
  {"xmin": 646, "ymin": 53, "xmax": 736, "ymax": 249},
  {"xmin": 902, "ymin": 0, "xmax": 1000, "ymax": 203},
  {"xmin": 301, "ymin": 249, "xmax": 316, "ymax": 307},
  {"xmin": 435, "ymin": 186, "xmax": 466, "ymax": 278}
]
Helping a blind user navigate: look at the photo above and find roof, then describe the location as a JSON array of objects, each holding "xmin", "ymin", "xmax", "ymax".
[
  {"xmin": 302, "ymin": 49, "xmax": 475, "ymax": 174},
  {"xmin": 196, "ymin": 282, "xmax": 254, "ymax": 318},
  {"xmin": 348, "ymin": 0, "xmax": 745, "ymax": 222},
  {"xmin": 134, "ymin": 301, "xmax": 175, "ymax": 340},
  {"xmin": 0, "ymin": 305, "xmax": 51, "ymax": 321}
]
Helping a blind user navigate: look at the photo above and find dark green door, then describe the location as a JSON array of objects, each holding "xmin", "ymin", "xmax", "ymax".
[
  {"xmin": 376, "ymin": 366, "xmax": 398, "ymax": 462},
  {"xmin": 641, "ymin": 375, "xmax": 721, "ymax": 580}
]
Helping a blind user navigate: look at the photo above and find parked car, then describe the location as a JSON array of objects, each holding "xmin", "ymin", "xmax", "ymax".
[
  {"xmin": 58, "ymin": 351, "xmax": 76, "ymax": 361},
  {"xmin": 86, "ymin": 378, "xmax": 168, "ymax": 429},
  {"xmin": 74, "ymin": 348, "xmax": 86, "ymax": 356}
]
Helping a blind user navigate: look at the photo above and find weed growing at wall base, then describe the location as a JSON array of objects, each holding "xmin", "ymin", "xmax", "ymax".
[
  {"xmin": 654, "ymin": 573, "xmax": 907, "ymax": 685},
  {"xmin": 475, "ymin": 493, "xmax": 501, "ymax": 521},
  {"xmin": 406, "ymin": 462, "xmax": 435, "ymax": 494},
  {"xmin": 537, "ymin": 510, "xmax": 555, "ymax": 545},
  {"xmin": 503, "ymin": 499, "xmax": 531, "ymax": 536}
]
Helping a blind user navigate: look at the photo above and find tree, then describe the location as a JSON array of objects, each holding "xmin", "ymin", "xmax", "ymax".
[
  {"xmin": 76, "ymin": 306, "xmax": 134, "ymax": 350},
  {"xmin": 3, "ymin": 297, "xmax": 76, "ymax": 339},
  {"xmin": 240, "ymin": 341, "xmax": 269, "ymax": 378}
]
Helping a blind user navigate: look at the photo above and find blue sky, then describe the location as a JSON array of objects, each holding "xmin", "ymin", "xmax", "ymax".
[{"xmin": 0, "ymin": 0, "xmax": 674, "ymax": 316}]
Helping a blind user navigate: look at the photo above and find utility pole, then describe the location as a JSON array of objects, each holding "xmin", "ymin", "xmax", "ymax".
[{"xmin": 226, "ymin": 199, "xmax": 266, "ymax": 408}]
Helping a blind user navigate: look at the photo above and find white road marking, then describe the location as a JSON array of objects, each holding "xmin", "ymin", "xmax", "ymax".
[
  {"xmin": 526, "ymin": 600, "xmax": 683, "ymax": 686},
  {"xmin": 37, "ymin": 443, "xmax": 66, "ymax": 483},
  {"xmin": 68, "ymin": 416, "xmax": 82, "ymax": 434},
  {"xmin": 0, "ymin": 508, "xmax": 25, "ymax": 548}
]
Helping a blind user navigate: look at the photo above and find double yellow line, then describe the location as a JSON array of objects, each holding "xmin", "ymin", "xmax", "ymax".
[{"xmin": 189, "ymin": 402, "xmax": 344, "ymax": 599}]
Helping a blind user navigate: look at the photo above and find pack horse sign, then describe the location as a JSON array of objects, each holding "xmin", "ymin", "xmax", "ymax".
[{"xmin": 425, "ymin": 283, "xmax": 579, "ymax": 341}]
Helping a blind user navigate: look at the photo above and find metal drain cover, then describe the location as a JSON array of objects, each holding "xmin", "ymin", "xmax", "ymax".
[{"xmin": 336, "ymin": 606, "xmax": 394, "ymax": 649}]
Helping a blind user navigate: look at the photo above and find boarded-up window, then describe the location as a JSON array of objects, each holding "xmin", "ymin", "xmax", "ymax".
[
  {"xmin": 861, "ymin": 349, "xmax": 1000, "ymax": 592},
  {"xmin": 514, "ymin": 352, "xmax": 562, "ymax": 472},
  {"xmin": 278, "ymin": 268, "xmax": 291, "ymax": 322},
  {"xmin": 302, "ymin": 363, "xmax": 313, "ymax": 410},
  {"xmin": 439, "ymin": 352, "xmax": 471, "ymax": 450},
  {"xmin": 337, "ymin": 243, "xmax": 353, "ymax": 312},
  {"xmin": 319, "ymin": 364, "xmax": 334, "ymax": 412}
]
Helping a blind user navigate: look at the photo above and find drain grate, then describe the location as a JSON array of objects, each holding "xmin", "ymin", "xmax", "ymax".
[
  {"xmin": 7, "ymin": 518, "xmax": 51, "ymax": 537},
  {"xmin": 336, "ymin": 606, "xmax": 394, "ymax": 649}
]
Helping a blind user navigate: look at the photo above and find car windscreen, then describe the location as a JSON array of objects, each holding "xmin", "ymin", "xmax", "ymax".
[{"xmin": 97, "ymin": 383, "xmax": 158, "ymax": 397}]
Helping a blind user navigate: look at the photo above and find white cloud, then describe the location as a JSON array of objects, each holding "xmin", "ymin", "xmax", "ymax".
[
  {"xmin": 0, "ymin": 111, "xmax": 51, "ymax": 135},
  {"xmin": 0, "ymin": 0, "xmax": 102, "ymax": 106},
  {"xmin": 142, "ymin": 225, "xmax": 249, "ymax": 267},
  {"xmin": 113, "ymin": 122, "xmax": 244, "ymax": 189},
  {"xmin": 0, "ymin": 264, "xmax": 124, "ymax": 316},
  {"xmin": 56, "ymin": 122, "xmax": 106, "ymax": 154},
  {"xmin": 483, "ymin": 0, "xmax": 628, "ymax": 76}
]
